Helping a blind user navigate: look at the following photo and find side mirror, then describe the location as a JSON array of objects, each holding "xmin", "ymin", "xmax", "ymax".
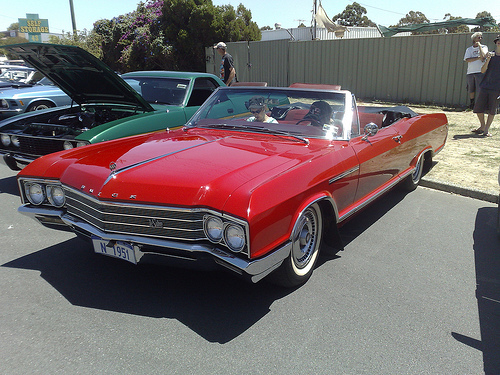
[{"xmin": 361, "ymin": 122, "xmax": 379, "ymax": 141}]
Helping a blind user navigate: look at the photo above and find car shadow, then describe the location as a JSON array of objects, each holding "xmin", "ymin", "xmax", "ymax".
[
  {"xmin": 2, "ymin": 188, "xmax": 410, "ymax": 343},
  {"xmin": 452, "ymin": 206, "xmax": 500, "ymax": 374},
  {"xmin": 316, "ymin": 187, "xmax": 409, "ymax": 267},
  {"xmin": 0, "ymin": 174, "xmax": 19, "ymax": 196},
  {"xmin": 2, "ymin": 237, "xmax": 294, "ymax": 343},
  {"xmin": 453, "ymin": 133, "xmax": 486, "ymax": 140}
]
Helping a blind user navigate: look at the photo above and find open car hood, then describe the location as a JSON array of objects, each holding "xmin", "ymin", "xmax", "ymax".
[{"xmin": 4, "ymin": 43, "xmax": 154, "ymax": 112}]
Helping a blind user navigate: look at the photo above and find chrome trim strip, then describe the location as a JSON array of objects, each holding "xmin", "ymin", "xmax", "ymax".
[
  {"xmin": 103, "ymin": 138, "xmax": 220, "ymax": 186},
  {"xmin": 329, "ymin": 166, "xmax": 359, "ymax": 184},
  {"xmin": 338, "ymin": 174, "xmax": 405, "ymax": 222},
  {"xmin": 17, "ymin": 204, "xmax": 289, "ymax": 282}
]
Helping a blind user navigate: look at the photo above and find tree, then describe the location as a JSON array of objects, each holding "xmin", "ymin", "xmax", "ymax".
[
  {"xmin": 92, "ymin": 0, "xmax": 260, "ymax": 73},
  {"xmin": 48, "ymin": 30, "xmax": 102, "ymax": 58},
  {"xmin": 332, "ymin": 2, "xmax": 376, "ymax": 27},
  {"xmin": 394, "ymin": 10, "xmax": 436, "ymax": 34},
  {"xmin": 396, "ymin": 11, "xmax": 429, "ymax": 27},
  {"xmin": 0, "ymin": 23, "xmax": 28, "ymax": 58},
  {"xmin": 471, "ymin": 11, "xmax": 499, "ymax": 32},
  {"xmin": 442, "ymin": 14, "xmax": 469, "ymax": 34},
  {"xmin": 7, "ymin": 23, "xmax": 19, "ymax": 31}
]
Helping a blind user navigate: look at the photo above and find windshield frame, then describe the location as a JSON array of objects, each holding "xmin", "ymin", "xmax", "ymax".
[{"xmin": 186, "ymin": 86, "xmax": 354, "ymax": 141}]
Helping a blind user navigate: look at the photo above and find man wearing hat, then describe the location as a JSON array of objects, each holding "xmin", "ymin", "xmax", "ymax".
[
  {"xmin": 214, "ymin": 42, "xmax": 237, "ymax": 86},
  {"xmin": 472, "ymin": 35, "xmax": 500, "ymax": 137}
]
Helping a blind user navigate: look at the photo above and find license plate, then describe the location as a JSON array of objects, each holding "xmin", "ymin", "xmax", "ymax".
[{"xmin": 91, "ymin": 237, "xmax": 137, "ymax": 265}]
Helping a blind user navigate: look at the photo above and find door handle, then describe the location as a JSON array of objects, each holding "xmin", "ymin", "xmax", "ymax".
[{"xmin": 392, "ymin": 135, "xmax": 402, "ymax": 143}]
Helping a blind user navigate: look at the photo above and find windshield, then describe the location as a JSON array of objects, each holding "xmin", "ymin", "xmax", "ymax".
[
  {"xmin": 37, "ymin": 77, "xmax": 55, "ymax": 86},
  {"xmin": 123, "ymin": 77, "xmax": 189, "ymax": 105},
  {"xmin": 187, "ymin": 87, "xmax": 353, "ymax": 140}
]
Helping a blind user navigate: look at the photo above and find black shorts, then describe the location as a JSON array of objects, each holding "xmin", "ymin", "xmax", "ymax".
[{"xmin": 473, "ymin": 88, "xmax": 500, "ymax": 115}]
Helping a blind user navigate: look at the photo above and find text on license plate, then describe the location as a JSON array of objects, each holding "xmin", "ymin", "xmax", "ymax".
[{"xmin": 92, "ymin": 237, "xmax": 137, "ymax": 265}]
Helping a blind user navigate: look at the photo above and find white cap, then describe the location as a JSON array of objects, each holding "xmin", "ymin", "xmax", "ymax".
[{"xmin": 214, "ymin": 42, "xmax": 227, "ymax": 49}]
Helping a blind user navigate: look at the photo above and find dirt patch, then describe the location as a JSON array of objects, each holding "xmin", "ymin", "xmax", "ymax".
[{"xmin": 361, "ymin": 101, "xmax": 500, "ymax": 195}]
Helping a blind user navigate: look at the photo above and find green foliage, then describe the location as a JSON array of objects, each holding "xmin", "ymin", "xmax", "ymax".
[
  {"xmin": 395, "ymin": 10, "xmax": 434, "ymax": 35},
  {"xmin": 48, "ymin": 30, "xmax": 102, "ymax": 58},
  {"xmin": 443, "ymin": 14, "xmax": 470, "ymax": 34},
  {"xmin": 92, "ymin": 0, "xmax": 260, "ymax": 73},
  {"xmin": 0, "ymin": 36, "xmax": 29, "ymax": 59},
  {"xmin": 396, "ymin": 11, "xmax": 430, "ymax": 27},
  {"xmin": 472, "ymin": 11, "xmax": 499, "ymax": 32},
  {"xmin": 332, "ymin": 2, "xmax": 376, "ymax": 27}
]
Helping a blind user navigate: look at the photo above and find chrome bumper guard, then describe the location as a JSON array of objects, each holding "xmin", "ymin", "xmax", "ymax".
[
  {"xmin": 1, "ymin": 151, "xmax": 34, "ymax": 170},
  {"xmin": 18, "ymin": 205, "xmax": 290, "ymax": 283}
]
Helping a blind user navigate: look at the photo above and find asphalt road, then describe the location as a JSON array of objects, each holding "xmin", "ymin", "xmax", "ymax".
[{"xmin": 1, "ymin": 165, "xmax": 499, "ymax": 374}]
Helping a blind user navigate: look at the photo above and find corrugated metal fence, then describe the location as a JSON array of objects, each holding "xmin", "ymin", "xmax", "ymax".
[{"xmin": 206, "ymin": 32, "xmax": 498, "ymax": 107}]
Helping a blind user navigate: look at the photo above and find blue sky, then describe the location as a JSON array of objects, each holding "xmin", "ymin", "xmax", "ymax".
[{"xmin": 1, "ymin": 0, "xmax": 499, "ymax": 35}]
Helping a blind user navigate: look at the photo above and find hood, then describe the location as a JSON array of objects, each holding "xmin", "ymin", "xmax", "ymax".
[
  {"xmin": 0, "ymin": 84, "xmax": 61, "ymax": 97},
  {"xmin": 4, "ymin": 43, "xmax": 153, "ymax": 112},
  {"xmin": 47, "ymin": 129, "xmax": 315, "ymax": 210}
]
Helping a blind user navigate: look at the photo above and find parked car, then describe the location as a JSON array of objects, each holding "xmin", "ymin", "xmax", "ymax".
[
  {"xmin": 0, "ymin": 43, "xmax": 224, "ymax": 170},
  {"xmin": 17, "ymin": 85, "xmax": 448, "ymax": 287},
  {"xmin": 0, "ymin": 67, "xmax": 45, "ymax": 90},
  {"xmin": 0, "ymin": 64, "xmax": 28, "ymax": 74},
  {"xmin": 0, "ymin": 77, "xmax": 73, "ymax": 117}
]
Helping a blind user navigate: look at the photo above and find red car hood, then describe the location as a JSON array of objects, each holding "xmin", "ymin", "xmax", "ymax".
[{"xmin": 38, "ymin": 129, "xmax": 322, "ymax": 211}]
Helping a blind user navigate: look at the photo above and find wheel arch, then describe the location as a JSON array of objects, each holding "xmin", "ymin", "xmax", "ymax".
[
  {"xmin": 291, "ymin": 194, "xmax": 343, "ymax": 252},
  {"xmin": 25, "ymin": 98, "xmax": 58, "ymax": 110}
]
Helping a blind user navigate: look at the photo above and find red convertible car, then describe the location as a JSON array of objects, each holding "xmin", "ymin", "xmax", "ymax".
[{"xmin": 17, "ymin": 86, "xmax": 448, "ymax": 287}]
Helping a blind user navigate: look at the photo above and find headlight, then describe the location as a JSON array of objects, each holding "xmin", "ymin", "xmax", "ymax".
[
  {"xmin": 1, "ymin": 134, "xmax": 11, "ymax": 146},
  {"xmin": 63, "ymin": 141, "xmax": 74, "ymax": 150},
  {"xmin": 0, "ymin": 99, "xmax": 8, "ymax": 109},
  {"xmin": 10, "ymin": 135, "xmax": 20, "ymax": 148},
  {"xmin": 204, "ymin": 216, "xmax": 224, "ymax": 242},
  {"xmin": 76, "ymin": 141, "xmax": 88, "ymax": 148},
  {"xmin": 46, "ymin": 185, "xmax": 65, "ymax": 207},
  {"xmin": 224, "ymin": 224, "xmax": 246, "ymax": 252},
  {"xmin": 25, "ymin": 183, "xmax": 45, "ymax": 205}
]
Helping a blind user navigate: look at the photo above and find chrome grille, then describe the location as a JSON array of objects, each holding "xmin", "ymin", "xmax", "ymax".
[{"xmin": 64, "ymin": 188, "xmax": 206, "ymax": 241}]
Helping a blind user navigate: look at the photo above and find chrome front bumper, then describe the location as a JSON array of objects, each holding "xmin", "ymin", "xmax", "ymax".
[{"xmin": 18, "ymin": 205, "xmax": 290, "ymax": 283}]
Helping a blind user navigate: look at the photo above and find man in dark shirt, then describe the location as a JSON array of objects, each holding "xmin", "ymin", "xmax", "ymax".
[
  {"xmin": 472, "ymin": 35, "xmax": 500, "ymax": 137},
  {"xmin": 214, "ymin": 42, "xmax": 237, "ymax": 86}
]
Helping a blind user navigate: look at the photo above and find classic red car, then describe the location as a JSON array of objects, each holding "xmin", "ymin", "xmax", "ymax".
[{"xmin": 17, "ymin": 86, "xmax": 448, "ymax": 287}]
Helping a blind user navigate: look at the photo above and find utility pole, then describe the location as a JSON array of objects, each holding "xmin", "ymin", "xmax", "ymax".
[
  {"xmin": 313, "ymin": 0, "xmax": 317, "ymax": 39},
  {"xmin": 69, "ymin": 0, "xmax": 77, "ymax": 39}
]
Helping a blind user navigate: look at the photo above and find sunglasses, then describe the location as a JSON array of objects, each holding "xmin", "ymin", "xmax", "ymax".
[{"xmin": 251, "ymin": 108, "xmax": 263, "ymax": 114}]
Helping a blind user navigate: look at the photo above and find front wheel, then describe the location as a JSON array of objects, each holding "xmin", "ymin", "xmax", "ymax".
[
  {"xmin": 26, "ymin": 101, "xmax": 55, "ymax": 112},
  {"xmin": 270, "ymin": 203, "xmax": 323, "ymax": 287}
]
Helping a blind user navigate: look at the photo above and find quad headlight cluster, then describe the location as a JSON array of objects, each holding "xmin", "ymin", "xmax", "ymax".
[
  {"xmin": 22, "ymin": 181, "xmax": 66, "ymax": 208},
  {"xmin": 0, "ymin": 133, "xmax": 20, "ymax": 148},
  {"xmin": 203, "ymin": 214, "xmax": 247, "ymax": 253},
  {"xmin": 63, "ymin": 140, "xmax": 90, "ymax": 150}
]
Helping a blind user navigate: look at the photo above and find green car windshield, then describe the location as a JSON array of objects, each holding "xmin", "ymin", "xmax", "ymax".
[
  {"xmin": 123, "ymin": 77, "xmax": 190, "ymax": 106},
  {"xmin": 187, "ymin": 87, "xmax": 354, "ymax": 140}
]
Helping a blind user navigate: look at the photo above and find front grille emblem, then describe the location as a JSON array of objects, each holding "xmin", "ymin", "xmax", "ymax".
[
  {"xmin": 109, "ymin": 162, "xmax": 117, "ymax": 171},
  {"xmin": 149, "ymin": 218, "xmax": 164, "ymax": 228}
]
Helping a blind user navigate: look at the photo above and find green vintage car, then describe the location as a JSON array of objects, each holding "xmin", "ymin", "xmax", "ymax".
[{"xmin": 0, "ymin": 43, "xmax": 224, "ymax": 170}]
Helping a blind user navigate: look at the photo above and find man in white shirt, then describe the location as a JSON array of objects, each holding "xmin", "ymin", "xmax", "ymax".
[{"xmin": 464, "ymin": 32, "xmax": 488, "ymax": 109}]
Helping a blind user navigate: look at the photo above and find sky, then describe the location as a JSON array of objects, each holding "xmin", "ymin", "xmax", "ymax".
[{"xmin": 1, "ymin": 0, "xmax": 500, "ymax": 35}]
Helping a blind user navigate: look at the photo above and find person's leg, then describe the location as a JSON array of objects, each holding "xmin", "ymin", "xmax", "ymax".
[
  {"xmin": 475, "ymin": 113, "xmax": 486, "ymax": 132},
  {"xmin": 483, "ymin": 114, "xmax": 495, "ymax": 135}
]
